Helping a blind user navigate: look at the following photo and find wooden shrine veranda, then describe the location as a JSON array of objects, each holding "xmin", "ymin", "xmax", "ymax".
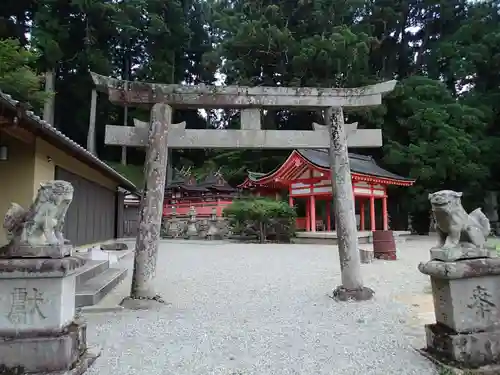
[
  {"xmin": 163, "ymin": 170, "xmax": 238, "ymax": 217},
  {"xmin": 238, "ymin": 149, "xmax": 415, "ymax": 232}
]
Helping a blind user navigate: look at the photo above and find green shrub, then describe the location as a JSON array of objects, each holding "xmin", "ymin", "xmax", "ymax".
[{"xmin": 223, "ymin": 197, "xmax": 297, "ymax": 243}]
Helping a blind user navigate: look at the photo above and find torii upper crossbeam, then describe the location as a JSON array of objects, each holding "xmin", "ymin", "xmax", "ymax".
[{"xmin": 90, "ymin": 72, "xmax": 396, "ymax": 109}]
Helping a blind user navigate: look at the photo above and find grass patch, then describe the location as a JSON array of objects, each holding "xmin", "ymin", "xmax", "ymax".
[{"xmin": 106, "ymin": 161, "xmax": 144, "ymax": 188}]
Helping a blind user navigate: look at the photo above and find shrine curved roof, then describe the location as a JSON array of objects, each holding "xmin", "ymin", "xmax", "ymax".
[
  {"xmin": 238, "ymin": 149, "xmax": 415, "ymax": 188},
  {"xmin": 297, "ymin": 149, "xmax": 414, "ymax": 182}
]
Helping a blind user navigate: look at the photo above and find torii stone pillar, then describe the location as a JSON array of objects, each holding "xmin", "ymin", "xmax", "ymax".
[
  {"xmin": 327, "ymin": 107, "xmax": 373, "ymax": 300},
  {"xmin": 90, "ymin": 71, "xmax": 396, "ymax": 305},
  {"xmin": 125, "ymin": 103, "xmax": 173, "ymax": 306}
]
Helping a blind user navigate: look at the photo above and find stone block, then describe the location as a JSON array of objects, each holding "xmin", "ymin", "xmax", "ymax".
[
  {"xmin": 359, "ymin": 248, "xmax": 374, "ymax": 264},
  {"xmin": 0, "ymin": 275, "xmax": 76, "ymax": 332},
  {"xmin": 0, "ymin": 244, "xmax": 73, "ymax": 259},
  {"xmin": 0, "ymin": 321, "xmax": 87, "ymax": 373},
  {"xmin": 425, "ymin": 323, "xmax": 500, "ymax": 368},
  {"xmin": 430, "ymin": 246, "xmax": 497, "ymax": 262},
  {"xmin": 0, "ymin": 257, "xmax": 84, "ymax": 333},
  {"xmin": 431, "ymin": 275, "xmax": 500, "ymax": 333}
]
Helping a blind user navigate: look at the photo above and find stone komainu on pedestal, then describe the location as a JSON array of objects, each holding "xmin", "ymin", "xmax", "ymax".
[
  {"xmin": 2, "ymin": 180, "xmax": 74, "ymax": 258},
  {"xmin": 429, "ymin": 190, "xmax": 490, "ymax": 253},
  {"xmin": 0, "ymin": 180, "xmax": 100, "ymax": 375},
  {"xmin": 419, "ymin": 189, "xmax": 500, "ymax": 372}
]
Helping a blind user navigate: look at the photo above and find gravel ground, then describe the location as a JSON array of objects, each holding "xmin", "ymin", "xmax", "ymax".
[{"xmin": 84, "ymin": 237, "xmax": 439, "ymax": 375}]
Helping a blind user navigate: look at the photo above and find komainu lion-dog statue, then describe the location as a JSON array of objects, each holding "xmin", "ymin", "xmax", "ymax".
[
  {"xmin": 429, "ymin": 190, "xmax": 490, "ymax": 249},
  {"xmin": 2, "ymin": 180, "xmax": 74, "ymax": 257}
]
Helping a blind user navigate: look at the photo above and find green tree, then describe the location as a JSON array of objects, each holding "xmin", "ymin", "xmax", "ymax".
[
  {"xmin": 382, "ymin": 76, "xmax": 490, "ymax": 232},
  {"xmin": 0, "ymin": 38, "xmax": 49, "ymax": 109}
]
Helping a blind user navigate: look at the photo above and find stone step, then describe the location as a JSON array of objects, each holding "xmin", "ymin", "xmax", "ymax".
[
  {"xmin": 75, "ymin": 268, "xmax": 128, "ymax": 308},
  {"xmin": 75, "ymin": 260, "xmax": 110, "ymax": 286}
]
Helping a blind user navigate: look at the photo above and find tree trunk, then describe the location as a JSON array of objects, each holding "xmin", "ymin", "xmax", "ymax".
[
  {"xmin": 43, "ymin": 69, "xmax": 55, "ymax": 126},
  {"xmin": 327, "ymin": 107, "xmax": 374, "ymax": 301},
  {"xmin": 87, "ymin": 89, "xmax": 97, "ymax": 155},
  {"xmin": 121, "ymin": 79, "xmax": 128, "ymax": 165},
  {"xmin": 121, "ymin": 54, "xmax": 131, "ymax": 165},
  {"xmin": 130, "ymin": 103, "xmax": 172, "ymax": 300}
]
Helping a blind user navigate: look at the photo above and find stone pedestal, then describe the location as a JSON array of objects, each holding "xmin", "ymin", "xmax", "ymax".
[
  {"xmin": 429, "ymin": 244, "xmax": 497, "ymax": 262},
  {"xmin": 0, "ymin": 257, "xmax": 101, "ymax": 374},
  {"xmin": 419, "ymin": 257, "xmax": 500, "ymax": 371},
  {"xmin": 359, "ymin": 248, "xmax": 374, "ymax": 264},
  {"xmin": 206, "ymin": 211, "xmax": 219, "ymax": 240},
  {"xmin": 185, "ymin": 207, "xmax": 199, "ymax": 239}
]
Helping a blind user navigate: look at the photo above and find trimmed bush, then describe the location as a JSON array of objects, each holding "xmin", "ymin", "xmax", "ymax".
[{"xmin": 223, "ymin": 197, "xmax": 297, "ymax": 243}]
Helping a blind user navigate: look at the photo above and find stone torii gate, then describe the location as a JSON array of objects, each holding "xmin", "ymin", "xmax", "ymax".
[{"xmin": 90, "ymin": 72, "xmax": 396, "ymax": 304}]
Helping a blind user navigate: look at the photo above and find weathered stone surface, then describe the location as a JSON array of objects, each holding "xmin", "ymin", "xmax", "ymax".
[
  {"xmin": 87, "ymin": 89, "xmax": 97, "ymax": 155},
  {"xmin": 430, "ymin": 245, "xmax": 497, "ymax": 262},
  {"xmin": 0, "ymin": 270, "xmax": 79, "ymax": 332},
  {"xmin": 418, "ymin": 258, "xmax": 500, "ymax": 280},
  {"xmin": 429, "ymin": 274, "xmax": 500, "ymax": 332},
  {"xmin": 105, "ymin": 124, "xmax": 383, "ymax": 149},
  {"xmin": 185, "ymin": 207, "xmax": 199, "ymax": 239},
  {"xmin": 429, "ymin": 190, "xmax": 491, "ymax": 252},
  {"xmin": 420, "ymin": 256, "xmax": 500, "ymax": 370},
  {"xmin": 332, "ymin": 286, "xmax": 375, "ymax": 301},
  {"xmin": 425, "ymin": 323, "xmax": 500, "ymax": 368},
  {"xmin": 130, "ymin": 103, "xmax": 171, "ymax": 300},
  {"xmin": 240, "ymin": 108, "xmax": 261, "ymax": 130},
  {"xmin": 2, "ymin": 180, "xmax": 74, "ymax": 257},
  {"xmin": 0, "ymin": 321, "xmax": 91, "ymax": 373},
  {"xmin": 327, "ymin": 107, "xmax": 372, "ymax": 299},
  {"xmin": 418, "ymin": 348, "xmax": 500, "ymax": 375},
  {"xmin": 0, "ymin": 243, "xmax": 72, "ymax": 259},
  {"xmin": 164, "ymin": 217, "xmax": 184, "ymax": 239},
  {"xmin": 100, "ymin": 242, "xmax": 128, "ymax": 251},
  {"xmin": 206, "ymin": 210, "xmax": 219, "ymax": 240},
  {"xmin": 0, "ymin": 256, "xmax": 85, "ymax": 276},
  {"xmin": 359, "ymin": 248, "xmax": 374, "ymax": 264},
  {"xmin": 120, "ymin": 296, "xmax": 168, "ymax": 311},
  {"xmin": 162, "ymin": 216, "xmax": 231, "ymax": 240},
  {"xmin": 90, "ymin": 71, "xmax": 397, "ymax": 108}
]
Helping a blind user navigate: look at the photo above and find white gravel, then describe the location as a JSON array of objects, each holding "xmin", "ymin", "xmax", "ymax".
[{"xmin": 84, "ymin": 237, "xmax": 439, "ymax": 375}]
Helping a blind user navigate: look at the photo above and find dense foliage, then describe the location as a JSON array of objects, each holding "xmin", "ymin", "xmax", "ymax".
[
  {"xmin": 223, "ymin": 198, "xmax": 296, "ymax": 243},
  {"xmin": 1, "ymin": 0, "xmax": 500, "ymax": 230},
  {"xmin": 0, "ymin": 38, "xmax": 49, "ymax": 109}
]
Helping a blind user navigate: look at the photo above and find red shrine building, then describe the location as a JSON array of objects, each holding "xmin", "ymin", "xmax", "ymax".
[
  {"xmin": 163, "ymin": 171, "xmax": 238, "ymax": 217},
  {"xmin": 238, "ymin": 149, "xmax": 415, "ymax": 232}
]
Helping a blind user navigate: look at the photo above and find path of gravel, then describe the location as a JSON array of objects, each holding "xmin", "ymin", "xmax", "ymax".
[{"xmin": 84, "ymin": 238, "xmax": 439, "ymax": 375}]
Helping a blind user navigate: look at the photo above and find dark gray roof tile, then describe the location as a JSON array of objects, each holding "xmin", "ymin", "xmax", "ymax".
[
  {"xmin": 297, "ymin": 149, "xmax": 414, "ymax": 181},
  {"xmin": 0, "ymin": 90, "xmax": 136, "ymax": 191}
]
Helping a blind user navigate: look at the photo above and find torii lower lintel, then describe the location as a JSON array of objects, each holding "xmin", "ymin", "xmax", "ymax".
[{"xmin": 104, "ymin": 124, "xmax": 382, "ymax": 149}]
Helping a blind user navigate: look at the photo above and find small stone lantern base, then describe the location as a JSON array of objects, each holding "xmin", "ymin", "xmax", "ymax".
[
  {"xmin": 418, "ymin": 257, "xmax": 500, "ymax": 372},
  {"xmin": 0, "ymin": 257, "xmax": 101, "ymax": 374}
]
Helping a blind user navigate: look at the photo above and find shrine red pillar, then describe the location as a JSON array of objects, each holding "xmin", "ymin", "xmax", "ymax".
[
  {"xmin": 370, "ymin": 194, "xmax": 376, "ymax": 231},
  {"xmin": 382, "ymin": 195, "xmax": 388, "ymax": 230},
  {"xmin": 360, "ymin": 200, "xmax": 365, "ymax": 231},
  {"xmin": 310, "ymin": 195, "xmax": 316, "ymax": 232},
  {"xmin": 326, "ymin": 200, "xmax": 331, "ymax": 231},
  {"xmin": 306, "ymin": 200, "xmax": 311, "ymax": 231}
]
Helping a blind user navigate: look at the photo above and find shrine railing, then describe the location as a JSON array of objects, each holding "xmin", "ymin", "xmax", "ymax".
[{"xmin": 163, "ymin": 200, "xmax": 233, "ymax": 217}]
